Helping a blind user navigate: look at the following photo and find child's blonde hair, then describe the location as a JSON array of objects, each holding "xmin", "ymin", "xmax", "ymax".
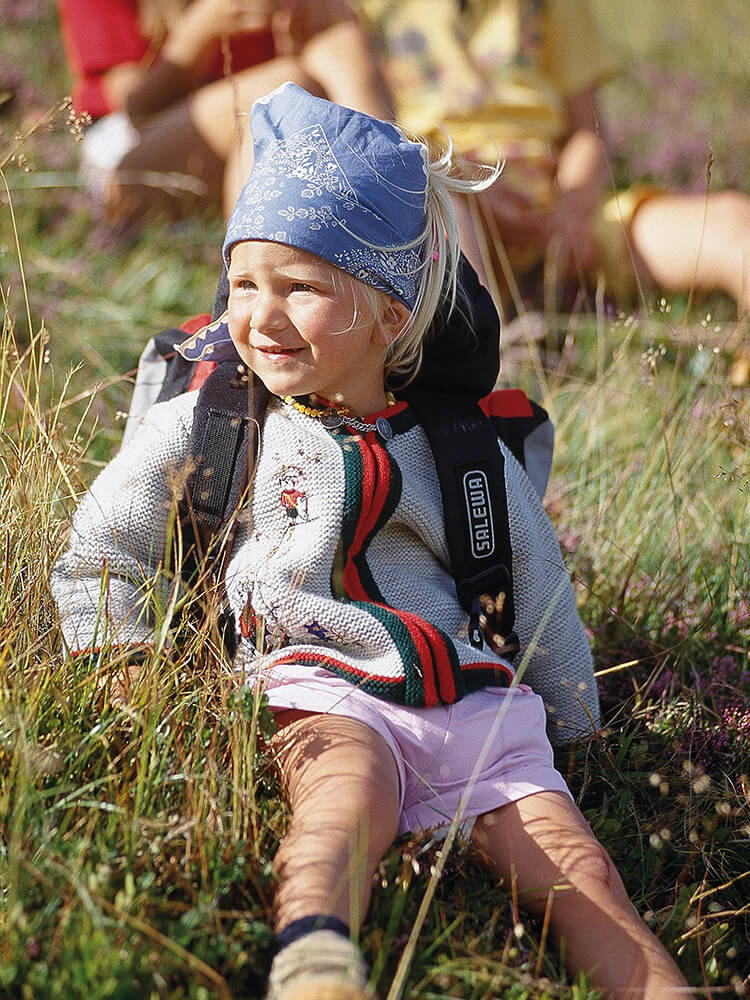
[{"xmin": 373, "ymin": 138, "xmax": 499, "ymax": 388}]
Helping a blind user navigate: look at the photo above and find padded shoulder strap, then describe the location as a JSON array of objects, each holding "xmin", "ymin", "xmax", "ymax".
[
  {"xmin": 182, "ymin": 362, "xmax": 269, "ymax": 536},
  {"xmin": 167, "ymin": 363, "xmax": 267, "ymax": 659},
  {"xmin": 404, "ymin": 390, "xmax": 517, "ymax": 656}
]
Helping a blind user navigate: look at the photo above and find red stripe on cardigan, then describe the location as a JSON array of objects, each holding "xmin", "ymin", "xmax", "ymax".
[
  {"xmin": 342, "ymin": 433, "xmax": 391, "ymax": 599},
  {"xmin": 392, "ymin": 610, "xmax": 438, "ymax": 706},
  {"xmin": 338, "ymin": 432, "xmax": 455, "ymax": 706},
  {"xmin": 396, "ymin": 610, "xmax": 455, "ymax": 705},
  {"xmin": 271, "ymin": 650, "xmax": 404, "ymax": 688}
]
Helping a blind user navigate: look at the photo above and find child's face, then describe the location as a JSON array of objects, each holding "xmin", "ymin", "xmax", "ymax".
[{"xmin": 227, "ymin": 241, "xmax": 405, "ymax": 415}]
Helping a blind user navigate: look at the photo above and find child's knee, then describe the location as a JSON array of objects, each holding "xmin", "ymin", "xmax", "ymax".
[
  {"xmin": 564, "ymin": 839, "xmax": 621, "ymax": 896},
  {"xmin": 514, "ymin": 844, "xmax": 619, "ymax": 913}
]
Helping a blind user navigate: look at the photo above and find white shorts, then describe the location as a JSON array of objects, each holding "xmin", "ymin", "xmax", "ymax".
[{"xmin": 255, "ymin": 664, "xmax": 572, "ymax": 836}]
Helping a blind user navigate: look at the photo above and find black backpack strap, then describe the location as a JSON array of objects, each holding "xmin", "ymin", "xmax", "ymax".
[
  {"xmin": 177, "ymin": 362, "xmax": 269, "ymax": 655},
  {"xmin": 182, "ymin": 361, "xmax": 269, "ymax": 535},
  {"xmin": 404, "ymin": 390, "xmax": 518, "ymax": 658}
]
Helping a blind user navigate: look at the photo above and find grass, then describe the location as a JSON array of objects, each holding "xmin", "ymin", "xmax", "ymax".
[{"xmin": 1, "ymin": 2, "xmax": 749, "ymax": 997}]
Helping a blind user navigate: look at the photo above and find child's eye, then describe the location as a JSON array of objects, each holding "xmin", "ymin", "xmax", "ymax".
[
  {"xmin": 291, "ymin": 281, "xmax": 315, "ymax": 293},
  {"xmin": 230, "ymin": 276, "xmax": 257, "ymax": 292}
]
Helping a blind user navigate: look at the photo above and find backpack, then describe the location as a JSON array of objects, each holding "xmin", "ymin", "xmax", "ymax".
[{"xmin": 122, "ymin": 256, "xmax": 553, "ymax": 659}]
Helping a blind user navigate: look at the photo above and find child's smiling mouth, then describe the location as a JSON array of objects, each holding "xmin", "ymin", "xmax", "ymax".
[{"xmin": 256, "ymin": 345, "xmax": 304, "ymax": 360}]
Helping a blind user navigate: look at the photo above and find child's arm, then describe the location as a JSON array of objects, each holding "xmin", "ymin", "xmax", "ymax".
[
  {"xmin": 501, "ymin": 442, "xmax": 600, "ymax": 743},
  {"xmin": 51, "ymin": 394, "xmax": 196, "ymax": 662}
]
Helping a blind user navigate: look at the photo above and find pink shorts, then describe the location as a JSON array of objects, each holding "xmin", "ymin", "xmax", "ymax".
[{"xmin": 257, "ymin": 665, "xmax": 572, "ymax": 835}]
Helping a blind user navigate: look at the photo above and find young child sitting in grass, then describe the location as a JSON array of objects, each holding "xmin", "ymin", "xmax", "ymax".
[{"xmin": 51, "ymin": 83, "xmax": 694, "ymax": 1000}]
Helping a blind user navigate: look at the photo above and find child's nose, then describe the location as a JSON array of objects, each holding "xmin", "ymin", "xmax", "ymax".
[{"xmin": 251, "ymin": 290, "xmax": 286, "ymax": 332}]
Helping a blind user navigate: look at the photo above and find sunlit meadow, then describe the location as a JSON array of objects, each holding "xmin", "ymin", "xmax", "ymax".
[{"xmin": 1, "ymin": 2, "xmax": 748, "ymax": 998}]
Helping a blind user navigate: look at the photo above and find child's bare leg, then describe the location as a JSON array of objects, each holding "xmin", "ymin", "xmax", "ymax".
[
  {"xmin": 264, "ymin": 713, "xmax": 400, "ymax": 998},
  {"xmin": 471, "ymin": 791, "xmax": 694, "ymax": 1000},
  {"xmin": 630, "ymin": 190, "xmax": 750, "ymax": 314},
  {"xmin": 271, "ymin": 712, "xmax": 401, "ymax": 931}
]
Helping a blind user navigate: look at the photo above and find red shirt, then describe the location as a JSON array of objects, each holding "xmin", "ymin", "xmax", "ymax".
[{"xmin": 58, "ymin": 0, "xmax": 276, "ymax": 119}]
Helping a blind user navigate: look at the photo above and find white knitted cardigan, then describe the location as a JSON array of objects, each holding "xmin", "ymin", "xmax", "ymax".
[{"xmin": 51, "ymin": 392, "xmax": 600, "ymax": 742}]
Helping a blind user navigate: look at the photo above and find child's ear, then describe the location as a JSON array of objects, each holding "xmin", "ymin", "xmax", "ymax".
[{"xmin": 373, "ymin": 299, "xmax": 411, "ymax": 346}]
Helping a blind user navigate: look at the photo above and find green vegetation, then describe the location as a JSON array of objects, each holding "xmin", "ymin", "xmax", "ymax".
[{"xmin": 1, "ymin": 3, "xmax": 748, "ymax": 997}]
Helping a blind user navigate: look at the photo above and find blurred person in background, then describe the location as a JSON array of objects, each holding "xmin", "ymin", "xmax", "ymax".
[
  {"xmin": 58, "ymin": 0, "xmax": 393, "ymax": 224},
  {"xmin": 356, "ymin": 0, "xmax": 750, "ymax": 319}
]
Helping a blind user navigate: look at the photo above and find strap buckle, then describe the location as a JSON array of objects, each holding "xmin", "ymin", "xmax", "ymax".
[{"xmin": 459, "ymin": 566, "xmax": 513, "ymax": 651}]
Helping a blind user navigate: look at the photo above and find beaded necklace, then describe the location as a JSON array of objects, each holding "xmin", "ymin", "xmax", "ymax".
[{"xmin": 280, "ymin": 392, "xmax": 397, "ymax": 441}]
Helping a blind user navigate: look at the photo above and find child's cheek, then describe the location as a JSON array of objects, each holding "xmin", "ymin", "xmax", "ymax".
[{"xmin": 227, "ymin": 299, "xmax": 249, "ymax": 348}]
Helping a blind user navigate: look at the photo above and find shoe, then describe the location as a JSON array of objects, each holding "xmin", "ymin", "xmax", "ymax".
[
  {"xmin": 265, "ymin": 930, "xmax": 371, "ymax": 1000},
  {"xmin": 284, "ymin": 983, "xmax": 370, "ymax": 1000}
]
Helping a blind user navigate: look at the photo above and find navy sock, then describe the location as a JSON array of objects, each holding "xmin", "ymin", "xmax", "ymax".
[{"xmin": 274, "ymin": 914, "xmax": 351, "ymax": 954}]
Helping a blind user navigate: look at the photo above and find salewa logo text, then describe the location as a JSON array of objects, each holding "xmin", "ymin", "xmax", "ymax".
[{"xmin": 463, "ymin": 470, "xmax": 495, "ymax": 558}]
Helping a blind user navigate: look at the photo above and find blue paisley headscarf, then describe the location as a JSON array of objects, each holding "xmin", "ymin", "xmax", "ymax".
[
  {"xmin": 225, "ymin": 81, "xmax": 429, "ymax": 308},
  {"xmin": 179, "ymin": 82, "xmax": 429, "ymax": 362}
]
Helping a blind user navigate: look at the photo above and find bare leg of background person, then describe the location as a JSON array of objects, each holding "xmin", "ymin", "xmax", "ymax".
[
  {"xmin": 108, "ymin": 58, "xmax": 314, "ymax": 224},
  {"xmin": 630, "ymin": 190, "xmax": 750, "ymax": 315},
  {"xmin": 190, "ymin": 57, "xmax": 319, "ymax": 218}
]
